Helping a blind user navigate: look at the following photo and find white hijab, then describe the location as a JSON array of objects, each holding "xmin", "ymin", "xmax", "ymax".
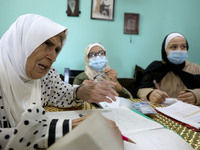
[
  {"xmin": 84, "ymin": 42, "xmax": 110, "ymax": 81},
  {"xmin": 0, "ymin": 14, "xmax": 67, "ymax": 127}
]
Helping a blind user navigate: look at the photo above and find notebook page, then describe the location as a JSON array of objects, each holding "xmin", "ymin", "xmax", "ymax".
[
  {"xmin": 47, "ymin": 107, "xmax": 163, "ymax": 133},
  {"xmin": 123, "ymin": 128, "xmax": 194, "ymax": 150},
  {"xmin": 156, "ymin": 101, "xmax": 200, "ymax": 129}
]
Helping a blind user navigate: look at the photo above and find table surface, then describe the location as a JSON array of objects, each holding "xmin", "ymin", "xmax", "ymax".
[{"xmin": 45, "ymin": 98, "xmax": 200, "ymax": 150}]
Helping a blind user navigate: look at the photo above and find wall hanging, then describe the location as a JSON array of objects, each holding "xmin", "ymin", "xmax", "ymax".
[
  {"xmin": 91, "ymin": 0, "xmax": 115, "ymax": 21},
  {"xmin": 66, "ymin": 0, "xmax": 80, "ymax": 16},
  {"xmin": 124, "ymin": 13, "xmax": 139, "ymax": 34}
]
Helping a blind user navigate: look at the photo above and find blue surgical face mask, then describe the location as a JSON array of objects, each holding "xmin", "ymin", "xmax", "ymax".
[
  {"xmin": 89, "ymin": 56, "xmax": 108, "ymax": 72},
  {"xmin": 167, "ymin": 50, "xmax": 188, "ymax": 65}
]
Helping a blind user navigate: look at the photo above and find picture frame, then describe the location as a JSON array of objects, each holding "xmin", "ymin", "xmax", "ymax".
[
  {"xmin": 124, "ymin": 13, "xmax": 140, "ymax": 34},
  {"xmin": 91, "ymin": 0, "xmax": 115, "ymax": 21},
  {"xmin": 66, "ymin": 0, "xmax": 80, "ymax": 16}
]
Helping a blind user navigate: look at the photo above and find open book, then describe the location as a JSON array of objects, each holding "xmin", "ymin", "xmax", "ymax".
[
  {"xmin": 47, "ymin": 107, "xmax": 194, "ymax": 150},
  {"xmin": 156, "ymin": 101, "xmax": 200, "ymax": 129}
]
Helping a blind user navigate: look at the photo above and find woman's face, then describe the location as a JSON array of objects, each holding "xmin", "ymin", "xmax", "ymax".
[
  {"xmin": 88, "ymin": 46, "xmax": 106, "ymax": 59},
  {"xmin": 165, "ymin": 36, "xmax": 187, "ymax": 56},
  {"xmin": 26, "ymin": 32, "xmax": 65, "ymax": 79}
]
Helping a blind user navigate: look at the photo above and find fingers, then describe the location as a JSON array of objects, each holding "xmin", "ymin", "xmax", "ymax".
[
  {"xmin": 149, "ymin": 90, "xmax": 169, "ymax": 103},
  {"xmin": 178, "ymin": 91, "xmax": 196, "ymax": 105},
  {"xmin": 72, "ymin": 114, "xmax": 90, "ymax": 129},
  {"xmin": 82, "ymin": 80, "xmax": 94, "ymax": 85},
  {"xmin": 76, "ymin": 80, "xmax": 118, "ymax": 104},
  {"xmin": 105, "ymin": 68, "xmax": 118, "ymax": 81},
  {"xmin": 103, "ymin": 118, "xmax": 124, "ymax": 147}
]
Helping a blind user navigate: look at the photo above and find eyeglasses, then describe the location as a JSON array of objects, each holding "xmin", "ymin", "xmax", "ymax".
[{"xmin": 88, "ymin": 50, "xmax": 106, "ymax": 58}]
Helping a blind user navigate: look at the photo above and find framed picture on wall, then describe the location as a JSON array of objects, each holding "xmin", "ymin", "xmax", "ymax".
[
  {"xmin": 124, "ymin": 13, "xmax": 140, "ymax": 34},
  {"xmin": 66, "ymin": 0, "xmax": 80, "ymax": 16},
  {"xmin": 91, "ymin": 0, "xmax": 115, "ymax": 21}
]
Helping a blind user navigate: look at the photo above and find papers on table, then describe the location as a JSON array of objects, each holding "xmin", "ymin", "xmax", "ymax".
[
  {"xmin": 163, "ymin": 98, "xmax": 179, "ymax": 105},
  {"xmin": 156, "ymin": 101, "xmax": 200, "ymax": 129},
  {"xmin": 47, "ymin": 107, "xmax": 194, "ymax": 150},
  {"xmin": 99, "ymin": 96, "xmax": 134, "ymax": 109}
]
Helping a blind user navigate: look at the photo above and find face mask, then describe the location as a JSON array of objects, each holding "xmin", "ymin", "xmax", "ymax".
[
  {"xmin": 89, "ymin": 56, "xmax": 108, "ymax": 72},
  {"xmin": 167, "ymin": 50, "xmax": 188, "ymax": 65}
]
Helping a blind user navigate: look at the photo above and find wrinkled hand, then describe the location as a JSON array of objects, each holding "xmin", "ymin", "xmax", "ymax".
[
  {"xmin": 178, "ymin": 91, "xmax": 196, "ymax": 105},
  {"xmin": 148, "ymin": 89, "xmax": 169, "ymax": 103},
  {"xmin": 82, "ymin": 79, "xmax": 94, "ymax": 85},
  {"xmin": 105, "ymin": 68, "xmax": 122, "ymax": 92},
  {"xmin": 76, "ymin": 80, "xmax": 118, "ymax": 103}
]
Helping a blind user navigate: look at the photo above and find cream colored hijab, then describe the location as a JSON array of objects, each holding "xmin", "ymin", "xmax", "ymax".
[
  {"xmin": 84, "ymin": 42, "xmax": 110, "ymax": 81},
  {"xmin": 0, "ymin": 14, "xmax": 67, "ymax": 126}
]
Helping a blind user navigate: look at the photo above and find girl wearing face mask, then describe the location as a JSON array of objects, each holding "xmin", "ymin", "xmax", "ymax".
[
  {"xmin": 73, "ymin": 42, "xmax": 132, "ymax": 98},
  {"xmin": 133, "ymin": 32, "xmax": 200, "ymax": 105}
]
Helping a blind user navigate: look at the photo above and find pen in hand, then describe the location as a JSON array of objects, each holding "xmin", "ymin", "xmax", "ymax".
[
  {"xmin": 121, "ymin": 134, "xmax": 136, "ymax": 144},
  {"xmin": 93, "ymin": 72, "xmax": 106, "ymax": 80},
  {"xmin": 153, "ymin": 80, "xmax": 160, "ymax": 90}
]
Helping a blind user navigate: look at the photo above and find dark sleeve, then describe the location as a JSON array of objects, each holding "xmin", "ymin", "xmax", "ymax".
[{"xmin": 131, "ymin": 61, "xmax": 164, "ymax": 97}]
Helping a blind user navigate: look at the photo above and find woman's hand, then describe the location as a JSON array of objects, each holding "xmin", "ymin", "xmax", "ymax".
[
  {"xmin": 103, "ymin": 117, "xmax": 124, "ymax": 149},
  {"xmin": 72, "ymin": 113, "xmax": 124, "ymax": 148},
  {"xmin": 178, "ymin": 91, "xmax": 196, "ymax": 105},
  {"xmin": 72, "ymin": 114, "xmax": 90, "ymax": 129},
  {"xmin": 76, "ymin": 80, "xmax": 118, "ymax": 103},
  {"xmin": 148, "ymin": 89, "xmax": 169, "ymax": 103},
  {"xmin": 82, "ymin": 79, "xmax": 94, "ymax": 85},
  {"xmin": 105, "ymin": 68, "xmax": 123, "ymax": 92}
]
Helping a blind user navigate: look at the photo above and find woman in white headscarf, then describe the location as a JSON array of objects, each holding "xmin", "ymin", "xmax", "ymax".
[
  {"xmin": 0, "ymin": 14, "xmax": 122, "ymax": 149},
  {"xmin": 73, "ymin": 42, "xmax": 132, "ymax": 98}
]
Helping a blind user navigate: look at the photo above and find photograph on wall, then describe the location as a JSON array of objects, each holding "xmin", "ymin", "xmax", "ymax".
[
  {"xmin": 91, "ymin": 0, "xmax": 115, "ymax": 21},
  {"xmin": 66, "ymin": 0, "xmax": 80, "ymax": 16},
  {"xmin": 124, "ymin": 13, "xmax": 140, "ymax": 34}
]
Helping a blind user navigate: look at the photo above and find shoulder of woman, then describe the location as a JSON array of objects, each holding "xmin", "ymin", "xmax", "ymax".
[
  {"xmin": 184, "ymin": 60, "xmax": 200, "ymax": 70},
  {"xmin": 75, "ymin": 72, "xmax": 88, "ymax": 79},
  {"xmin": 145, "ymin": 60, "xmax": 163, "ymax": 71}
]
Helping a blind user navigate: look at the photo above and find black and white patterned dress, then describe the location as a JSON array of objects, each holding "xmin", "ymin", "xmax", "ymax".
[{"xmin": 0, "ymin": 68, "xmax": 83, "ymax": 150}]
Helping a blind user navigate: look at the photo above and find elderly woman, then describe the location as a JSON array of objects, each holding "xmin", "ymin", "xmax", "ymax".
[
  {"xmin": 134, "ymin": 32, "xmax": 200, "ymax": 105},
  {"xmin": 73, "ymin": 42, "xmax": 132, "ymax": 98},
  {"xmin": 0, "ymin": 14, "xmax": 123, "ymax": 149}
]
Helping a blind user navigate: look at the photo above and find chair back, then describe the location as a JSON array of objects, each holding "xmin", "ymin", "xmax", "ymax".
[{"xmin": 64, "ymin": 68, "xmax": 84, "ymax": 84}]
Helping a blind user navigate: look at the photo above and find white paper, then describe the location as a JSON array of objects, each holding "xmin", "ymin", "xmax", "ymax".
[
  {"xmin": 124, "ymin": 129, "xmax": 194, "ymax": 150},
  {"xmin": 47, "ymin": 107, "xmax": 163, "ymax": 133},
  {"xmin": 47, "ymin": 106, "xmax": 194, "ymax": 150},
  {"xmin": 156, "ymin": 101, "xmax": 200, "ymax": 129},
  {"xmin": 163, "ymin": 98, "xmax": 179, "ymax": 105},
  {"xmin": 99, "ymin": 96, "xmax": 133, "ymax": 109}
]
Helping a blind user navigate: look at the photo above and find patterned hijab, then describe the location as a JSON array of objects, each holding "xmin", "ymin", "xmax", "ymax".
[
  {"xmin": 84, "ymin": 42, "xmax": 110, "ymax": 81},
  {"xmin": 0, "ymin": 14, "xmax": 67, "ymax": 126}
]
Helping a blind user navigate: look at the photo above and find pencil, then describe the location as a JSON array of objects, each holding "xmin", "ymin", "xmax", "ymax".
[
  {"xmin": 153, "ymin": 80, "xmax": 160, "ymax": 90},
  {"xmin": 121, "ymin": 134, "xmax": 136, "ymax": 144}
]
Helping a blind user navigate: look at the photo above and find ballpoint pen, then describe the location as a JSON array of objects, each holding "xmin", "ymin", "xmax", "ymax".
[
  {"xmin": 93, "ymin": 72, "xmax": 106, "ymax": 80},
  {"xmin": 121, "ymin": 134, "xmax": 136, "ymax": 144}
]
